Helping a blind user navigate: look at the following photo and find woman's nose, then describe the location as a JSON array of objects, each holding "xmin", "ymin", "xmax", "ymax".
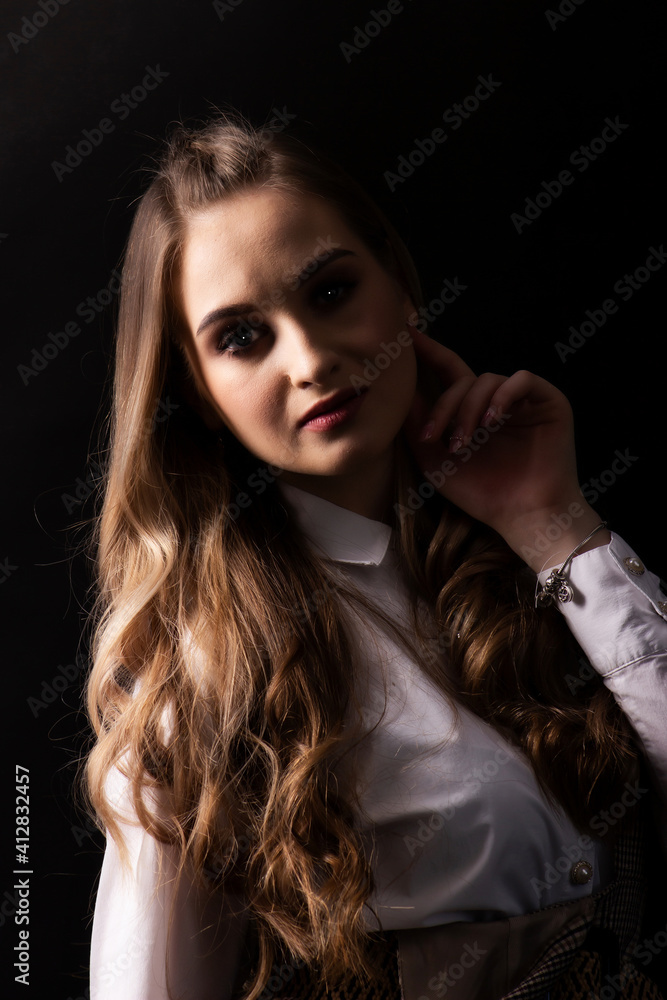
[{"xmin": 279, "ymin": 319, "xmax": 342, "ymax": 387}]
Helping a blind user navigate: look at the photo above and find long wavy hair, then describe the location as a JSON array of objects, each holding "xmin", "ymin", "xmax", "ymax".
[{"xmin": 84, "ymin": 111, "xmax": 637, "ymax": 999}]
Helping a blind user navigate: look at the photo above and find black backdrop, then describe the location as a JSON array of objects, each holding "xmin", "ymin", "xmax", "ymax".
[{"xmin": 2, "ymin": 0, "xmax": 666, "ymax": 996}]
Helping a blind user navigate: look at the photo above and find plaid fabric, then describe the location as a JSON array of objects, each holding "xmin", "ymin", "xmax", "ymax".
[
  {"xmin": 550, "ymin": 947, "xmax": 664, "ymax": 999},
  {"xmin": 502, "ymin": 802, "xmax": 653, "ymax": 1000}
]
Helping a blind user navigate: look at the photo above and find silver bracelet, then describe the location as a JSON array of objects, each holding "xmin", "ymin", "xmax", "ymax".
[{"xmin": 534, "ymin": 521, "xmax": 608, "ymax": 608}]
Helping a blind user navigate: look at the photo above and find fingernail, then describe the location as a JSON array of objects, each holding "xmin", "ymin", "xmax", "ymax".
[
  {"xmin": 449, "ymin": 430, "xmax": 465, "ymax": 453},
  {"xmin": 481, "ymin": 406, "xmax": 496, "ymax": 427},
  {"xmin": 419, "ymin": 421, "xmax": 435, "ymax": 442}
]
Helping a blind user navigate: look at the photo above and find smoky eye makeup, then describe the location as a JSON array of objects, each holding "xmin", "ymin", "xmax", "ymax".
[
  {"xmin": 310, "ymin": 276, "xmax": 358, "ymax": 307},
  {"xmin": 213, "ymin": 318, "xmax": 265, "ymax": 355},
  {"xmin": 207, "ymin": 264, "xmax": 364, "ymax": 356}
]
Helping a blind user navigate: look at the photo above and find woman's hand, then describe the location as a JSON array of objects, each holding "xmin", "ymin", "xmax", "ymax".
[{"xmin": 401, "ymin": 325, "xmax": 610, "ymax": 571}]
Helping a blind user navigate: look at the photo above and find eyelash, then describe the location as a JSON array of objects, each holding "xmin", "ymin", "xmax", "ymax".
[{"xmin": 214, "ymin": 279, "xmax": 358, "ymax": 356}]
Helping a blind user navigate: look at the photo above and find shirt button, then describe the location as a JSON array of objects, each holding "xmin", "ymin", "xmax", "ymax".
[
  {"xmin": 658, "ymin": 601, "xmax": 667, "ymax": 615},
  {"xmin": 624, "ymin": 557, "xmax": 645, "ymax": 576},
  {"xmin": 570, "ymin": 860, "xmax": 594, "ymax": 885}
]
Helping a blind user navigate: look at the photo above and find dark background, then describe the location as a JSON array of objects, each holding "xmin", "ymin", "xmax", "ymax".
[{"xmin": 1, "ymin": 0, "xmax": 665, "ymax": 996}]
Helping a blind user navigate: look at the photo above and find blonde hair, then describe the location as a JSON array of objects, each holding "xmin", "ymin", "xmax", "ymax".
[{"xmin": 84, "ymin": 111, "xmax": 637, "ymax": 998}]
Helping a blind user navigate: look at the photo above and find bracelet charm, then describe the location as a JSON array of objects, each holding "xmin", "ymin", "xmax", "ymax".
[
  {"xmin": 534, "ymin": 522, "xmax": 608, "ymax": 609},
  {"xmin": 536, "ymin": 571, "xmax": 574, "ymax": 607}
]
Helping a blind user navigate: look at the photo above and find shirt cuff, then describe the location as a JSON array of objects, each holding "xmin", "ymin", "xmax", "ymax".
[{"xmin": 536, "ymin": 531, "xmax": 667, "ymax": 674}]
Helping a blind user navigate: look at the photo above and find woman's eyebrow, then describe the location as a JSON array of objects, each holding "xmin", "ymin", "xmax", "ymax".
[
  {"xmin": 288, "ymin": 247, "xmax": 356, "ymax": 288},
  {"xmin": 195, "ymin": 248, "xmax": 357, "ymax": 337}
]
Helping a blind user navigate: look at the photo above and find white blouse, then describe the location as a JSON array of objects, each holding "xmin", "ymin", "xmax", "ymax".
[{"xmin": 89, "ymin": 482, "xmax": 667, "ymax": 999}]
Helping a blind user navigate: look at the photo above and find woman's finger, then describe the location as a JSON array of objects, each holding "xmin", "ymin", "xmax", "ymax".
[
  {"xmin": 441, "ymin": 373, "xmax": 510, "ymax": 451},
  {"xmin": 481, "ymin": 370, "xmax": 572, "ymax": 428},
  {"xmin": 417, "ymin": 375, "xmax": 478, "ymax": 444}
]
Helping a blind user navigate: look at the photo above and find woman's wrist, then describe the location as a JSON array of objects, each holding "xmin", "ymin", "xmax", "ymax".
[{"xmin": 498, "ymin": 502, "xmax": 611, "ymax": 574}]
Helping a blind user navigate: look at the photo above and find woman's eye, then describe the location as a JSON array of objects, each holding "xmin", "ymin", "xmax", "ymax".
[
  {"xmin": 215, "ymin": 321, "xmax": 261, "ymax": 355},
  {"xmin": 314, "ymin": 279, "xmax": 356, "ymax": 306},
  {"xmin": 213, "ymin": 280, "xmax": 357, "ymax": 355}
]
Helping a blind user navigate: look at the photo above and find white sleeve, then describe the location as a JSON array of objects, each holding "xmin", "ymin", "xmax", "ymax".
[
  {"xmin": 89, "ymin": 763, "xmax": 249, "ymax": 1000},
  {"xmin": 537, "ymin": 530, "xmax": 667, "ymax": 802}
]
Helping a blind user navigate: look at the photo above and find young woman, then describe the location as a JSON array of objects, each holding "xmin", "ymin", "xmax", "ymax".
[{"xmin": 85, "ymin": 113, "xmax": 667, "ymax": 1000}]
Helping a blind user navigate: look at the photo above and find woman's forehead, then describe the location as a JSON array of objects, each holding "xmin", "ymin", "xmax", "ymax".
[
  {"xmin": 182, "ymin": 186, "xmax": 354, "ymax": 261},
  {"xmin": 176, "ymin": 187, "xmax": 363, "ymax": 316}
]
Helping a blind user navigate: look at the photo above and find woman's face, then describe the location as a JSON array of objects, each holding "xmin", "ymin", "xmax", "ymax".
[{"xmin": 175, "ymin": 185, "xmax": 418, "ymax": 512}]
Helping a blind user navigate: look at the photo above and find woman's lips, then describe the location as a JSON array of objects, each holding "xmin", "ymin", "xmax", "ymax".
[{"xmin": 300, "ymin": 388, "xmax": 368, "ymax": 431}]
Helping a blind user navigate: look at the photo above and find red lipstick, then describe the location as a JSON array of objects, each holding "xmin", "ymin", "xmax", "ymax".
[{"xmin": 299, "ymin": 387, "xmax": 368, "ymax": 431}]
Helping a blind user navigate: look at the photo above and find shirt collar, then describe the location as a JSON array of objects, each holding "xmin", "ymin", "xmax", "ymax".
[{"xmin": 277, "ymin": 481, "xmax": 393, "ymax": 566}]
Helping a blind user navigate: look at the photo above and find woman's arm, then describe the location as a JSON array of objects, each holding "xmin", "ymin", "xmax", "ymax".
[
  {"xmin": 536, "ymin": 533, "xmax": 667, "ymax": 805},
  {"xmin": 90, "ymin": 763, "xmax": 248, "ymax": 1000},
  {"xmin": 401, "ymin": 327, "xmax": 667, "ymax": 807}
]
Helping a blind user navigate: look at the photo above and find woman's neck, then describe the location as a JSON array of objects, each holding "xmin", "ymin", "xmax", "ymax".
[{"xmin": 278, "ymin": 452, "xmax": 396, "ymax": 523}]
